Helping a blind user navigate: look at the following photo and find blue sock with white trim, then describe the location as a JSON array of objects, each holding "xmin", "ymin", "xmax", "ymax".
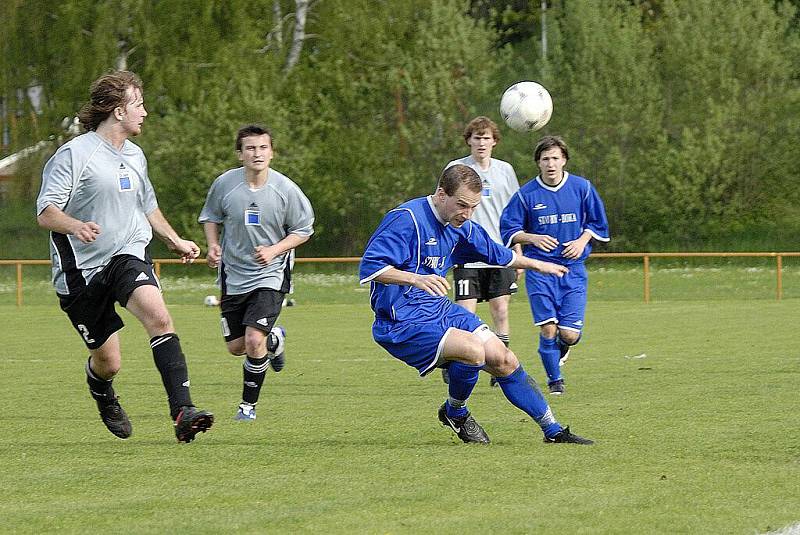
[
  {"xmin": 445, "ymin": 361, "xmax": 483, "ymax": 418},
  {"xmin": 495, "ymin": 365, "xmax": 562, "ymax": 437},
  {"xmin": 539, "ymin": 334, "xmax": 561, "ymax": 384}
]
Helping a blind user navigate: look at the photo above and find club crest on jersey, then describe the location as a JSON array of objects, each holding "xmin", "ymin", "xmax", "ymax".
[
  {"xmin": 422, "ymin": 256, "xmax": 445, "ymax": 269},
  {"xmin": 245, "ymin": 203, "xmax": 260, "ymax": 225}
]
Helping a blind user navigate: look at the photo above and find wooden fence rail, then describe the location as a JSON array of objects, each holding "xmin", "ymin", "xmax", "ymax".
[{"xmin": 2, "ymin": 253, "xmax": 800, "ymax": 306}]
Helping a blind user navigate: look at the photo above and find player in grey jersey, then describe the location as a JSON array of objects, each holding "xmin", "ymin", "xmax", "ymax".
[
  {"xmin": 36, "ymin": 71, "xmax": 213, "ymax": 443},
  {"xmin": 444, "ymin": 116, "xmax": 522, "ymax": 386},
  {"xmin": 199, "ymin": 124, "xmax": 314, "ymax": 421}
]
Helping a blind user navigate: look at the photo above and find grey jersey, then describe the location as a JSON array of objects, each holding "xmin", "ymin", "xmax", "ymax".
[
  {"xmin": 446, "ymin": 155, "xmax": 520, "ymax": 268},
  {"xmin": 36, "ymin": 132, "xmax": 158, "ymax": 294},
  {"xmin": 199, "ymin": 167, "xmax": 314, "ymax": 295}
]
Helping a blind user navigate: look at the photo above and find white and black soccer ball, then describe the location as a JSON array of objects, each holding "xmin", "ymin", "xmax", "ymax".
[
  {"xmin": 500, "ymin": 81, "xmax": 553, "ymax": 132},
  {"xmin": 203, "ymin": 295, "xmax": 220, "ymax": 307}
]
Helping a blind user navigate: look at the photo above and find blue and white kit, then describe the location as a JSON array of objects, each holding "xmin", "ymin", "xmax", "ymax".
[{"xmin": 359, "ymin": 196, "xmax": 515, "ymax": 374}]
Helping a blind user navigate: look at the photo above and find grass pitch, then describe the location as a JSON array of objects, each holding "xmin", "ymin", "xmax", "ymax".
[{"xmin": 0, "ymin": 271, "xmax": 798, "ymax": 533}]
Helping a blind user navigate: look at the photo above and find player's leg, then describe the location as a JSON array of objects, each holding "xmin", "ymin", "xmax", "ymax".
[
  {"xmin": 525, "ymin": 271, "xmax": 562, "ymax": 390},
  {"xmin": 484, "ymin": 338, "xmax": 593, "ymax": 444},
  {"xmin": 552, "ymin": 264, "xmax": 588, "ymax": 381},
  {"xmin": 437, "ymin": 326, "xmax": 491, "ymax": 444},
  {"xmin": 486, "ymin": 267, "xmax": 518, "ymax": 347},
  {"xmin": 86, "ymin": 333, "xmax": 132, "ymax": 439},
  {"xmin": 446, "ymin": 267, "xmax": 480, "ymax": 384},
  {"xmin": 231, "ymin": 289, "xmax": 285, "ymax": 421},
  {"xmin": 124, "ymin": 273, "xmax": 213, "ymax": 442},
  {"xmin": 59, "ymin": 279, "xmax": 131, "ymax": 439},
  {"xmin": 538, "ymin": 322, "xmax": 564, "ymax": 394},
  {"xmin": 372, "ymin": 306, "xmax": 490, "ymax": 443}
]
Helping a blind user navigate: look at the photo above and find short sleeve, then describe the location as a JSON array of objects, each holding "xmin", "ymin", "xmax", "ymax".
[
  {"xmin": 359, "ymin": 210, "xmax": 416, "ymax": 284},
  {"xmin": 36, "ymin": 147, "xmax": 74, "ymax": 215}
]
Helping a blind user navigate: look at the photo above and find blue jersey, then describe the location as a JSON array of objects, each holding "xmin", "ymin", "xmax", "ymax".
[
  {"xmin": 500, "ymin": 173, "xmax": 609, "ymax": 265},
  {"xmin": 359, "ymin": 196, "xmax": 514, "ymax": 322}
]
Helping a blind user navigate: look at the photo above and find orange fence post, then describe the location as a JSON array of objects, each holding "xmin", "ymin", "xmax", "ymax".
[
  {"xmin": 776, "ymin": 255, "xmax": 783, "ymax": 301},
  {"xmin": 643, "ymin": 255, "xmax": 650, "ymax": 304},
  {"xmin": 16, "ymin": 262, "xmax": 23, "ymax": 307},
  {"xmin": 155, "ymin": 261, "xmax": 161, "ymax": 279}
]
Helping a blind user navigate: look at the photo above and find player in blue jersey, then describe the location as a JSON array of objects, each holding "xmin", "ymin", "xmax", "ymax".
[
  {"xmin": 36, "ymin": 71, "xmax": 213, "ymax": 442},
  {"xmin": 359, "ymin": 164, "xmax": 594, "ymax": 445},
  {"xmin": 500, "ymin": 136, "xmax": 610, "ymax": 396}
]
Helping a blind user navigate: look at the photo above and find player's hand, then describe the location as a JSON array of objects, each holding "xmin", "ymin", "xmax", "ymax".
[
  {"xmin": 530, "ymin": 234, "xmax": 559, "ymax": 252},
  {"xmin": 561, "ymin": 239, "xmax": 587, "ymax": 260},
  {"xmin": 206, "ymin": 244, "xmax": 222, "ymax": 268},
  {"xmin": 534, "ymin": 260, "xmax": 569, "ymax": 277},
  {"xmin": 411, "ymin": 274, "xmax": 451, "ymax": 296},
  {"xmin": 173, "ymin": 239, "xmax": 201, "ymax": 264},
  {"xmin": 253, "ymin": 245, "xmax": 277, "ymax": 265},
  {"xmin": 72, "ymin": 221, "xmax": 101, "ymax": 243}
]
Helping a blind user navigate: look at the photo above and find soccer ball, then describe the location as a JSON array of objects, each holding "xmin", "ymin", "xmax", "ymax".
[
  {"xmin": 500, "ymin": 81, "xmax": 553, "ymax": 132},
  {"xmin": 203, "ymin": 295, "xmax": 219, "ymax": 307}
]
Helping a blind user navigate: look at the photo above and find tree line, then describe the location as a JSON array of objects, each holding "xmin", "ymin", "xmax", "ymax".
[{"xmin": 2, "ymin": 0, "xmax": 799, "ymax": 258}]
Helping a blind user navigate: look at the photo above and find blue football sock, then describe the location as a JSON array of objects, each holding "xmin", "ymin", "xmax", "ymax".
[
  {"xmin": 445, "ymin": 361, "xmax": 483, "ymax": 418},
  {"xmin": 495, "ymin": 365, "xmax": 561, "ymax": 437},
  {"xmin": 539, "ymin": 334, "xmax": 562, "ymax": 384}
]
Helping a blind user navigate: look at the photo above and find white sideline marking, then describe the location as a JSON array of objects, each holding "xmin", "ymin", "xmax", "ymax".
[
  {"xmin": 761, "ymin": 522, "xmax": 800, "ymax": 535},
  {"xmin": 623, "ymin": 353, "xmax": 647, "ymax": 359}
]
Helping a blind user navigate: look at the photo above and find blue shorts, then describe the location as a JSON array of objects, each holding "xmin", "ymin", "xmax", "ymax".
[
  {"xmin": 373, "ymin": 302, "xmax": 486, "ymax": 376},
  {"xmin": 525, "ymin": 262, "xmax": 587, "ymax": 333}
]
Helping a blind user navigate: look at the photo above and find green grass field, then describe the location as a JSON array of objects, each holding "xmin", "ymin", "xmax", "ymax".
[{"xmin": 0, "ymin": 269, "xmax": 798, "ymax": 533}]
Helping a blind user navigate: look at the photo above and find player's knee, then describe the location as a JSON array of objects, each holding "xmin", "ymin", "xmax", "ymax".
[
  {"xmin": 244, "ymin": 330, "xmax": 267, "ymax": 356},
  {"xmin": 559, "ymin": 330, "xmax": 580, "ymax": 346},
  {"xmin": 147, "ymin": 311, "xmax": 174, "ymax": 335},
  {"xmin": 540, "ymin": 323, "xmax": 558, "ymax": 339},
  {"xmin": 494, "ymin": 346, "xmax": 519, "ymax": 377}
]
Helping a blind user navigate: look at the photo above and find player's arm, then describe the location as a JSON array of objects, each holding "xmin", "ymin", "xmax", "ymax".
[
  {"xmin": 374, "ymin": 267, "xmax": 451, "ymax": 297},
  {"xmin": 37, "ymin": 204, "xmax": 101, "ymax": 243},
  {"xmin": 253, "ymin": 233, "xmax": 310, "ymax": 266},
  {"xmin": 203, "ymin": 222, "xmax": 222, "ymax": 268},
  {"xmin": 510, "ymin": 231, "xmax": 559, "ymax": 252},
  {"xmin": 509, "ymin": 254, "xmax": 568, "ymax": 277},
  {"xmin": 500, "ymin": 191, "xmax": 558, "ymax": 252},
  {"xmin": 147, "ymin": 208, "xmax": 200, "ymax": 263}
]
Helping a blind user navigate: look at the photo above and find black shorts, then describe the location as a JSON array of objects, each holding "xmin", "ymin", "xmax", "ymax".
[
  {"xmin": 220, "ymin": 288, "xmax": 284, "ymax": 342},
  {"xmin": 57, "ymin": 255, "xmax": 160, "ymax": 350},
  {"xmin": 453, "ymin": 267, "xmax": 518, "ymax": 303}
]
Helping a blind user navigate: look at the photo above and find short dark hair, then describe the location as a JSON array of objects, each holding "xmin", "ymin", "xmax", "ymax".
[
  {"xmin": 78, "ymin": 71, "xmax": 143, "ymax": 131},
  {"xmin": 438, "ymin": 164, "xmax": 482, "ymax": 195},
  {"xmin": 236, "ymin": 124, "xmax": 273, "ymax": 151},
  {"xmin": 463, "ymin": 116, "xmax": 501, "ymax": 144},
  {"xmin": 534, "ymin": 135, "xmax": 569, "ymax": 162}
]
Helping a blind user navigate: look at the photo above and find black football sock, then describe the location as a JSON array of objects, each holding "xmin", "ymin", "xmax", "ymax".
[
  {"xmin": 85, "ymin": 357, "xmax": 115, "ymax": 404},
  {"xmin": 150, "ymin": 333, "xmax": 193, "ymax": 419},
  {"xmin": 242, "ymin": 354, "xmax": 269, "ymax": 405}
]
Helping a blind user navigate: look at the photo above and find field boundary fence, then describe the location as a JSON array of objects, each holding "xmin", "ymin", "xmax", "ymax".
[{"xmin": 2, "ymin": 253, "xmax": 799, "ymax": 306}]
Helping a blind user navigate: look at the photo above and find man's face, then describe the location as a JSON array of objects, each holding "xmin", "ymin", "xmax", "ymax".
[
  {"xmin": 238, "ymin": 134, "xmax": 273, "ymax": 172},
  {"xmin": 537, "ymin": 146, "xmax": 567, "ymax": 183},
  {"xmin": 436, "ymin": 184, "xmax": 482, "ymax": 227},
  {"xmin": 466, "ymin": 130, "xmax": 497, "ymax": 160},
  {"xmin": 119, "ymin": 87, "xmax": 147, "ymax": 137}
]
